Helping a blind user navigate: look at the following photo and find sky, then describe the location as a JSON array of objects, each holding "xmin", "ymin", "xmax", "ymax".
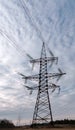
[{"xmin": 0, "ymin": 0, "xmax": 75, "ymax": 125}]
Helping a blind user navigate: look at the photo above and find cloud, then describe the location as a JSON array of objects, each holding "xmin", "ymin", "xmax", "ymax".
[{"xmin": 0, "ymin": 0, "xmax": 75, "ymax": 124}]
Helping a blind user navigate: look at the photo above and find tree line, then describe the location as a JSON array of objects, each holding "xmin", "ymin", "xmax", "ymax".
[{"xmin": 53, "ymin": 119, "xmax": 75, "ymax": 125}]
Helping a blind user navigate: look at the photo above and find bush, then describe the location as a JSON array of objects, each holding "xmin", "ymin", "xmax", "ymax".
[{"xmin": 0, "ymin": 119, "xmax": 15, "ymax": 128}]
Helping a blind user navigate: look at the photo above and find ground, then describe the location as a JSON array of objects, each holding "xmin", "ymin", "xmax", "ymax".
[{"xmin": 0, "ymin": 127, "xmax": 75, "ymax": 130}]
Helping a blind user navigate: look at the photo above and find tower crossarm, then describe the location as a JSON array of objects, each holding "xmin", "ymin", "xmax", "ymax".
[
  {"xmin": 18, "ymin": 72, "xmax": 39, "ymax": 83},
  {"xmin": 24, "ymin": 83, "xmax": 60, "ymax": 91},
  {"xmin": 24, "ymin": 85, "xmax": 38, "ymax": 90},
  {"xmin": 29, "ymin": 56, "xmax": 58, "ymax": 64},
  {"xmin": 47, "ymin": 57, "xmax": 58, "ymax": 63},
  {"xmin": 21, "ymin": 71, "xmax": 66, "ymax": 82},
  {"xmin": 22, "ymin": 74, "xmax": 39, "ymax": 80},
  {"xmin": 48, "ymin": 83, "xmax": 60, "ymax": 89},
  {"xmin": 48, "ymin": 69, "xmax": 66, "ymax": 81}
]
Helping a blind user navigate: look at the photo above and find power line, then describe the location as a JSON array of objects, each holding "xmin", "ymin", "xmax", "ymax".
[
  {"xmin": 20, "ymin": 0, "xmax": 55, "ymax": 46},
  {"xmin": 20, "ymin": 0, "xmax": 44, "ymax": 42},
  {"xmin": 0, "ymin": 28, "xmax": 26, "ymax": 58}
]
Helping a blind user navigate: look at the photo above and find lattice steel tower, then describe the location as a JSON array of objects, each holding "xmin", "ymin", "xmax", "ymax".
[
  {"xmin": 19, "ymin": 42, "xmax": 66, "ymax": 125},
  {"xmin": 32, "ymin": 42, "xmax": 53, "ymax": 124}
]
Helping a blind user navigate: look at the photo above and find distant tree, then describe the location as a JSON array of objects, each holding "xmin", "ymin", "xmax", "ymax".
[
  {"xmin": 0, "ymin": 119, "xmax": 15, "ymax": 128},
  {"xmin": 53, "ymin": 119, "xmax": 75, "ymax": 125}
]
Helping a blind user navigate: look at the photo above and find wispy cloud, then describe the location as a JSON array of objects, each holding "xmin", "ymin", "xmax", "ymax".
[{"xmin": 0, "ymin": 0, "xmax": 75, "ymax": 124}]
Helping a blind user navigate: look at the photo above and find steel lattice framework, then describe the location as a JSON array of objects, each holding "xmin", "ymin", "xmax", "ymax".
[
  {"xmin": 32, "ymin": 42, "xmax": 53, "ymax": 124},
  {"xmin": 19, "ymin": 42, "xmax": 66, "ymax": 125}
]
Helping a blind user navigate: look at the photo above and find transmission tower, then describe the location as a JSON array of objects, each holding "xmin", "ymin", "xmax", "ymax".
[{"xmin": 19, "ymin": 42, "xmax": 66, "ymax": 125}]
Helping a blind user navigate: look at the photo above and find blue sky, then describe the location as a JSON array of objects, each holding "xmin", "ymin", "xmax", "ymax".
[{"xmin": 0, "ymin": 0, "xmax": 75, "ymax": 125}]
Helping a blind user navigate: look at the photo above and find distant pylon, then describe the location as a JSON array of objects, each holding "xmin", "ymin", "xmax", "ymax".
[{"xmin": 19, "ymin": 42, "xmax": 66, "ymax": 125}]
